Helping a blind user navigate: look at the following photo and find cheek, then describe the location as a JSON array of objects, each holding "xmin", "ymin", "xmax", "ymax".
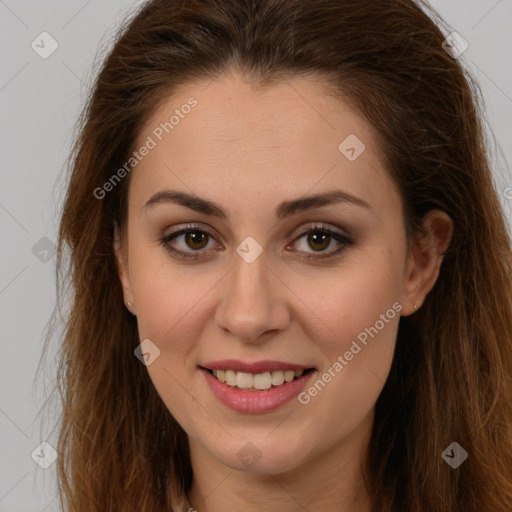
[
  {"xmin": 290, "ymin": 243, "xmax": 404, "ymax": 353},
  {"xmin": 289, "ymin": 245, "xmax": 403, "ymax": 421},
  {"xmin": 127, "ymin": 233, "xmax": 211, "ymax": 328},
  {"xmin": 126, "ymin": 246, "xmax": 214, "ymax": 403},
  {"xmin": 127, "ymin": 249, "xmax": 218, "ymax": 430}
]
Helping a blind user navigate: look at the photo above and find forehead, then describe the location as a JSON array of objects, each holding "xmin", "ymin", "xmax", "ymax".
[{"xmin": 128, "ymin": 73, "xmax": 398, "ymax": 219}]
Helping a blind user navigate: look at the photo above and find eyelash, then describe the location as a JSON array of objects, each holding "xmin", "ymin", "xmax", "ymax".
[{"xmin": 158, "ymin": 223, "xmax": 353, "ymax": 262}]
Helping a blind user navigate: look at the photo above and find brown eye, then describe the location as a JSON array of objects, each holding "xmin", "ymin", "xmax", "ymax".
[
  {"xmin": 159, "ymin": 223, "xmax": 353, "ymax": 262},
  {"xmin": 306, "ymin": 232, "xmax": 331, "ymax": 252},
  {"xmin": 289, "ymin": 225, "xmax": 353, "ymax": 261},
  {"xmin": 183, "ymin": 231, "xmax": 210, "ymax": 250},
  {"xmin": 159, "ymin": 225, "xmax": 219, "ymax": 260}
]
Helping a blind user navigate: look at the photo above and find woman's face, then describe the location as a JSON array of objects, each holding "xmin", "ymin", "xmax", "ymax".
[{"xmin": 115, "ymin": 72, "xmax": 428, "ymax": 474}]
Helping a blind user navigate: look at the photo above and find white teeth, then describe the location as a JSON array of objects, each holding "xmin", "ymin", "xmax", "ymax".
[
  {"xmin": 253, "ymin": 372, "xmax": 272, "ymax": 390},
  {"xmin": 236, "ymin": 372, "xmax": 253, "ymax": 389},
  {"xmin": 271, "ymin": 371, "xmax": 285, "ymax": 386},
  {"xmin": 284, "ymin": 370, "xmax": 295, "ymax": 382},
  {"xmin": 211, "ymin": 368, "xmax": 306, "ymax": 390},
  {"xmin": 225, "ymin": 370, "xmax": 236, "ymax": 386}
]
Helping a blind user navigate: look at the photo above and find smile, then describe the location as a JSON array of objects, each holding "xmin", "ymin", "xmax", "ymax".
[
  {"xmin": 208, "ymin": 368, "xmax": 307, "ymax": 391},
  {"xmin": 199, "ymin": 362, "xmax": 316, "ymax": 413}
]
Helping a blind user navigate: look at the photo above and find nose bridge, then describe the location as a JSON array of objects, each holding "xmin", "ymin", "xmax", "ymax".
[
  {"xmin": 230, "ymin": 248, "xmax": 269, "ymax": 301},
  {"xmin": 214, "ymin": 247, "xmax": 289, "ymax": 341}
]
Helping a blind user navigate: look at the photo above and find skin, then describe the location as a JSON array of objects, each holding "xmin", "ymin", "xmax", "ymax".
[{"xmin": 114, "ymin": 71, "xmax": 453, "ymax": 512}]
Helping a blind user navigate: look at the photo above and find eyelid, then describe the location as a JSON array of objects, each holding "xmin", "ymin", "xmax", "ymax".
[
  {"xmin": 160, "ymin": 222, "xmax": 217, "ymax": 243},
  {"xmin": 285, "ymin": 223, "xmax": 353, "ymax": 261},
  {"xmin": 159, "ymin": 221, "xmax": 353, "ymax": 260},
  {"xmin": 290, "ymin": 222, "xmax": 351, "ymax": 241}
]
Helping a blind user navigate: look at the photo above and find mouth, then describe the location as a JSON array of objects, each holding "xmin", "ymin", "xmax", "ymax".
[
  {"xmin": 201, "ymin": 367, "xmax": 316, "ymax": 392},
  {"xmin": 200, "ymin": 365, "xmax": 317, "ymax": 413}
]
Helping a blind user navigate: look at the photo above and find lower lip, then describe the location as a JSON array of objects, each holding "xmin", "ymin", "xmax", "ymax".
[{"xmin": 200, "ymin": 368, "xmax": 316, "ymax": 413}]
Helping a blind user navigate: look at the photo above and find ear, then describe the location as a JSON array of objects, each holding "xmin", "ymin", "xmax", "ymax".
[
  {"xmin": 113, "ymin": 222, "xmax": 135, "ymax": 313},
  {"xmin": 401, "ymin": 210, "xmax": 453, "ymax": 316}
]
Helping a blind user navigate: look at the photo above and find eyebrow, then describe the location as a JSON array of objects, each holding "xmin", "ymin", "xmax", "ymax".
[{"xmin": 144, "ymin": 189, "xmax": 371, "ymax": 219}]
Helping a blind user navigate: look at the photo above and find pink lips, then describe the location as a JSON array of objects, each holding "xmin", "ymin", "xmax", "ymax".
[{"xmin": 200, "ymin": 360, "xmax": 316, "ymax": 414}]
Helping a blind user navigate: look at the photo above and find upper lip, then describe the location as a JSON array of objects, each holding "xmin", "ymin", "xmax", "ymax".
[{"xmin": 201, "ymin": 359, "xmax": 313, "ymax": 374}]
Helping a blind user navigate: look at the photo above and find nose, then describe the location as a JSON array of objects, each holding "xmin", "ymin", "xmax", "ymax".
[{"xmin": 214, "ymin": 251, "xmax": 290, "ymax": 343}]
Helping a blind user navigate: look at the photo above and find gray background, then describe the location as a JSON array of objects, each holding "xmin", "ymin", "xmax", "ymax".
[{"xmin": 0, "ymin": 1, "xmax": 511, "ymax": 511}]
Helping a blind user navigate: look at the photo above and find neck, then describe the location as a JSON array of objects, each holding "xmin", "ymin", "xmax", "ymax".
[{"xmin": 186, "ymin": 411, "xmax": 374, "ymax": 512}]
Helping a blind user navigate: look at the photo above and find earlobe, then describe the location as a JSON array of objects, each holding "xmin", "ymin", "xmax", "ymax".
[
  {"xmin": 401, "ymin": 210, "xmax": 453, "ymax": 316},
  {"xmin": 113, "ymin": 223, "xmax": 135, "ymax": 313}
]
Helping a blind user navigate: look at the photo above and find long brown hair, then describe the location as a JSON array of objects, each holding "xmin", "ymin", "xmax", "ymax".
[{"xmin": 41, "ymin": 0, "xmax": 512, "ymax": 510}]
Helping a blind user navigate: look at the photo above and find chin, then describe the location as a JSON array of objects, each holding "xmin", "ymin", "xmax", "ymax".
[{"xmin": 208, "ymin": 434, "xmax": 311, "ymax": 475}]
